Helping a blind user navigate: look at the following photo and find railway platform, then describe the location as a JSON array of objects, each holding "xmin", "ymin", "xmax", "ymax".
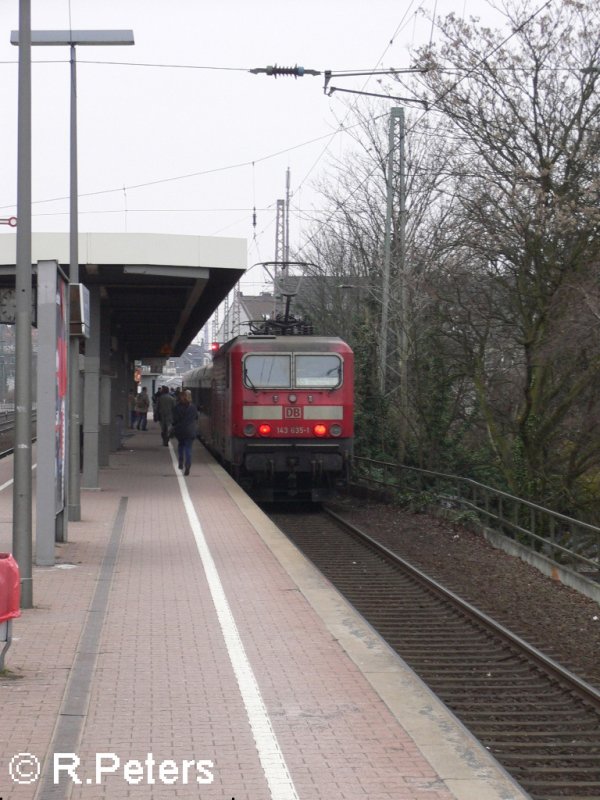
[{"xmin": 0, "ymin": 428, "xmax": 531, "ymax": 800}]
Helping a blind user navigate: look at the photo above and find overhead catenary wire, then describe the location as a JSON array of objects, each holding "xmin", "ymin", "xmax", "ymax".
[
  {"xmin": 252, "ymin": 161, "xmax": 257, "ymax": 238},
  {"xmin": 276, "ymin": 4, "xmax": 423, "ymax": 270},
  {"xmin": 0, "ymin": 126, "xmax": 369, "ymax": 211},
  {"xmin": 18, "ymin": 10, "xmax": 550, "ymax": 237},
  {"xmin": 293, "ymin": 3, "xmax": 421, "ymax": 197},
  {"xmin": 30, "ymin": 207, "xmax": 281, "ymax": 216},
  {"xmin": 295, "ymin": 0, "xmax": 557, "ymax": 259},
  {"xmin": 274, "ymin": 0, "xmax": 555, "ymax": 260},
  {"xmin": 0, "ymin": 58, "xmax": 578, "ymax": 73},
  {"xmin": 0, "ymin": 58, "xmax": 252, "ymax": 70},
  {"xmin": 0, "ymin": 0, "xmax": 561, "ymax": 254}
]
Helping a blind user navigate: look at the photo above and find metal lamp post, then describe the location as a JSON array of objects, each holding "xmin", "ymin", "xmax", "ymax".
[
  {"xmin": 11, "ymin": 29, "xmax": 134, "ymax": 524},
  {"xmin": 13, "ymin": 0, "xmax": 33, "ymax": 607},
  {"xmin": 10, "ymin": 27, "xmax": 133, "ymax": 605}
]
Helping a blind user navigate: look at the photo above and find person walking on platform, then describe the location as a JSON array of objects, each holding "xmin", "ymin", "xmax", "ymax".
[
  {"xmin": 157, "ymin": 386, "xmax": 176, "ymax": 446},
  {"xmin": 134, "ymin": 387, "xmax": 150, "ymax": 430},
  {"xmin": 128, "ymin": 389, "xmax": 137, "ymax": 428},
  {"xmin": 170, "ymin": 389, "xmax": 198, "ymax": 476}
]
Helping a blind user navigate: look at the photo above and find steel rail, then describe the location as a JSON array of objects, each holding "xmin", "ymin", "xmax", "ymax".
[
  {"xmin": 323, "ymin": 505, "xmax": 600, "ymax": 711},
  {"xmin": 271, "ymin": 505, "xmax": 600, "ymax": 799}
]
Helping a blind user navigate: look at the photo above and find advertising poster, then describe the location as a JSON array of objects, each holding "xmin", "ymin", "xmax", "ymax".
[{"xmin": 55, "ymin": 275, "xmax": 68, "ymax": 514}]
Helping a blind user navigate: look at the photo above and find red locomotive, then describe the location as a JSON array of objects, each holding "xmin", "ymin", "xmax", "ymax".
[{"xmin": 183, "ymin": 334, "xmax": 354, "ymax": 501}]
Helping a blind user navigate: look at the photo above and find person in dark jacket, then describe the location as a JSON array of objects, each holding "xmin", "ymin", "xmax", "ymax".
[
  {"xmin": 170, "ymin": 390, "xmax": 198, "ymax": 476},
  {"xmin": 157, "ymin": 386, "xmax": 176, "ymax": 446},
  {"xmin": 134, "ymin": 387, "xmax": 150, "ymax": 430}
]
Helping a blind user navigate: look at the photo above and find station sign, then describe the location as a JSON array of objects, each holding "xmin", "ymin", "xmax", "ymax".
[{"xmin": 70, "ymin": 283, "xmax": 90, "ymax": 338}]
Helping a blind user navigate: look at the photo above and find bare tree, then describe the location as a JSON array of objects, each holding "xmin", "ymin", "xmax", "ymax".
[
  {"xmin": 298, "ymin": 104, "xmax": 476, "ymax": 462},
  {"xmin": 404, "ymin": 0, "xmax": 600, "ymax": 511}
]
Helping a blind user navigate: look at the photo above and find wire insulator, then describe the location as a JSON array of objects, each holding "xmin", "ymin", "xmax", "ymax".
[
  {"xmin": 250, "ymin": 64, "xmax": 320, "ymax": 77},
  {"xmin": 267, "ymin": 64, "xmax": 304, "ymax": 78}
]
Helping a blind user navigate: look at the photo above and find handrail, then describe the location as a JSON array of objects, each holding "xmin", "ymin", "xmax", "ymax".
[{"xmin": 352, "ymin": 455, "xmax": 600, "ymax": 576}]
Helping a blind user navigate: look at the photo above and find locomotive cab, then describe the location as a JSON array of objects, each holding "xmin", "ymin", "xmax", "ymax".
[{"xmin": 185, "ymin": 334, "xmax": 354, "ymax": 502}]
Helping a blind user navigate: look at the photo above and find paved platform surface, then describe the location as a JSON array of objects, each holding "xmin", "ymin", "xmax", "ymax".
[{"xmin": 0, "ymin": 429, "xmax": 532, "ymax": 800}]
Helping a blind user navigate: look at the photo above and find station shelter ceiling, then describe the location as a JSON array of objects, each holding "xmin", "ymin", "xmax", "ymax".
[{"xmin": 0, "ymin": 232, "xmax": 246, "ymax": 360}]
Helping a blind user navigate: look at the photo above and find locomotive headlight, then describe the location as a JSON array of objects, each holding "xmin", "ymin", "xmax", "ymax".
[
  {"xmin": 313, "ymin": 424, "xmax": 327, "ymax": 437},
  {"xmin": 258, "ymin": 423, "xmax": 272, "ymax": 436},
  {"xmin": 329, "ymin": 424, "xmax": 342, "ymax": 437},
  {"xmin": 243, "ymin": 423, "xmax": 257, "ymax": 436},
  {"xmin": 288, "ymin": 394, "xmax": 297, "ymax": 403}
]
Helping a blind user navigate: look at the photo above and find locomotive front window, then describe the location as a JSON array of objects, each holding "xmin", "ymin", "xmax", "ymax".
[
  {"xmin": 295, "ymin": 354, "xmax": 342, "ymax": 388},
  {"xmin": 244, "ymin": 354, "xmax": 291, "ymax": 388}
]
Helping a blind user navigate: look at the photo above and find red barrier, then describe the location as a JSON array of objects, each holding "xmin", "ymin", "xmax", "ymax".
[{"xmin": 0, "ymin": 553, "xmax": 21, "ymax": 623}]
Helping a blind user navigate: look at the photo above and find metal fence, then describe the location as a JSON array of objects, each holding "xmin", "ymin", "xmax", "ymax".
[{"xmin": 352, "ymin": 456, "xmax": 600, "ymax": 579}]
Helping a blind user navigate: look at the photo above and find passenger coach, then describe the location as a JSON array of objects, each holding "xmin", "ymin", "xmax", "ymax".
[{"xmin": 184, "ymin": 334, "xmax": 354, "ymax": 501}]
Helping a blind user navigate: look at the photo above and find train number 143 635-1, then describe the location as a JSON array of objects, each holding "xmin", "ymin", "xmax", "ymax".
[{"xmin": 275, "ymin": 426, "xmax": 311, "ymax": 435}]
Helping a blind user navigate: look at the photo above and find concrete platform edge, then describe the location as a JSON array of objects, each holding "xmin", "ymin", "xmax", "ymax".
[{"xmin": 209, "ymin": 462, "xmax": 533, "ymax": 800}]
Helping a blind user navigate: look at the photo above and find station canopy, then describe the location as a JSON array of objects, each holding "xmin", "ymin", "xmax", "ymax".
[{"xmin": 0, "ymin": 232, "xmax": 246, "ymax": 359}]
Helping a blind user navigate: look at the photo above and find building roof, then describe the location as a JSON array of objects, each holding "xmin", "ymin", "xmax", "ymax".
[
  {"xmin": 0, "ymin": 232, "xmax": 246, "ymax": 359},
  {"xmin": 239, "ymin": 292, "xmax": 276, "ymax": 323}
]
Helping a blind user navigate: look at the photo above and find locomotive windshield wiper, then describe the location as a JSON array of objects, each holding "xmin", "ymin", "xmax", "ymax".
[
  {"xmin": 326, "ymin": 364, "xmax": 342, "ymax": 391},
  {"xmin": 244, "ymin": 368, "xmax": 258, "ymax": 393}
]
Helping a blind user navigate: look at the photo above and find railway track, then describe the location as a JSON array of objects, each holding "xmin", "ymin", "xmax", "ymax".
[
  {"xmin": 0, "ymin": 411, "xmax": 36, "ymax": 457},
  {"xmin": 268, "ymin": 506, "xmax": 600, "ymax": 800}
]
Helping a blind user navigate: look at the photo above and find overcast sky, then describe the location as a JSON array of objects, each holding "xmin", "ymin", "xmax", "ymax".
[{"xmin": 0, "ymin": 0, "xmax": 504, "ymax": 296}]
